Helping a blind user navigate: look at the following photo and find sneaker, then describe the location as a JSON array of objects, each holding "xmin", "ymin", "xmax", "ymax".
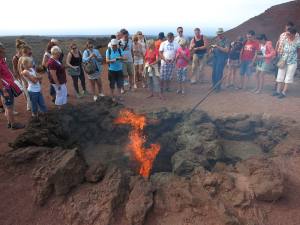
[
  {"xmin": 176, "ymin": 89, "xmax": 181, "ymax": 94},
  {"xmin": 76, "ymin": 93, "xmax": 83, "ymax": 99},
  {"xmin": 133, "ymin": 84, "xmax": 138, "ymax": 89},
  {"xmin": 93, "ymin": 96, "xmax": 98, "ymax": 101},
  {"xmin": 7, "ymin": 123, "xmax": 11, "ymax": 128},
  {"xmin": 272, "ymin": 92, "xmax": 280, "ymax": 97},
  {"xmin": 278, "ymin": 93, "xmax": 286, "ymax": 99},
  {"xmin": 98, "ymin": 93, "xmax": 105, "ymax": 97},
  {"xmin": 82, "ymin": 90, "xmax": 90, "ymax": 96},
  {"xmin": 11, "ymin": 123, "xmax": 25, "ymax": 130},
  {"xmin": 181, "ymin": 90, "xmax": 185, "ymax": 95},
  {"xmin": 121, "ymin": 88, "xmax": 125, "ymax": 94}
]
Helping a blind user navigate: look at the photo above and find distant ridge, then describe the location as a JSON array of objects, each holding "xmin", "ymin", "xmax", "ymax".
[{"xmin": 223, "ymin": 1, "xmax": 300, "ymax": 42}]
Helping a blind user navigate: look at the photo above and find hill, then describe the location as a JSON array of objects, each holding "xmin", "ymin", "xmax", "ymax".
[{"xmin": 223, "ymin": 0, "xmax": 300, "ymax": 42}]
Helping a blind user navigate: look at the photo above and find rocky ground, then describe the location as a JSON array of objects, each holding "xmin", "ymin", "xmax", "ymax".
[{"xmin": 1, "ymin": 98, "xmax": 300, "ymax": 225}]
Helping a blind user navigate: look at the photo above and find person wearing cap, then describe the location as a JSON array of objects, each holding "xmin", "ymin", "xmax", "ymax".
[
  {"xmin": 189, "ymin": 28, "xmax": 209, "ymax": 84},
  {"xmin": 159, "ymin": 32, "xmax": 180, "ymax": 94},
  {"xmin": 106, "ymin": 39, "xmax": 126, "ymax": 102},
  {"xmin": 174, "ymin": 27, "xmax": 185, "ymax": 44},
  {"xmin": 239, "ymin": 30, "xmax": 260, "ymax": 90},
  {"xmin": 175, "ymin": 39, "xmax": 190, "ymax": 94},
  {"xmin": 210, "ymin": 28, "xmax": 230, "ymax": 92},
  {"xmin": 120, "ymin": 29, "xmax": 135, "ymax": 90},
  {"xmin": 0, "ymin": 43, "xmax": 25, "ymax": 129},
  {"xmin": 82, "ymin": 40, "xmax": 104, "ymax": 101},
  {"xmin": 253, "ymin": 34, "xmax": 276, "ymax": 94},
  {"xmin": 155, "ymin": 32, "xmax": 165, "ymax": 73},
  {"xmin": 225, "ymin": 36, "xmax": 244, "ymax": 89}
]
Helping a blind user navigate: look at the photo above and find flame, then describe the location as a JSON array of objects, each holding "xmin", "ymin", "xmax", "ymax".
[{"xmin": 115, "ymin": 109, "xmax": 160, "ymax": 178}]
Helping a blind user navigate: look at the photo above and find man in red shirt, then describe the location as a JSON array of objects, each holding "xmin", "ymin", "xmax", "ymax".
[
  {"xmin": 239, "ymin": 30, "xmax": 260, "ymax": 89},
  {"xmin": 0, "ymin": 43, "xmax": 25, "ymax": 129}
]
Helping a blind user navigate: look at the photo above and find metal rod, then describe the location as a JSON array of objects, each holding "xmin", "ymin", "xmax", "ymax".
[{"xmin": 188, "ymin": 74, "xmax": 227, "ymax": 115}]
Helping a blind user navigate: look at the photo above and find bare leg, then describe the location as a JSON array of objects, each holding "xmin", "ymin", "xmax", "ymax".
[
  {"xmin": 96, "ymin": 79, "xmax": 103, "ymax": 94},
  {"xmin": 282, "ymin": 83, "xmax": 289, "ymax": 94}
]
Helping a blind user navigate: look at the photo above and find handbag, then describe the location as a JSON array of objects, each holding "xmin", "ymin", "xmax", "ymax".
[
  {"xmin": 67, "ymin": 66, "xmax": 81, "ymax": 76},
  {"xmin": 83, "ymin": 50, "xmax": 97, "ymax": 75},
  {"xmin": 1, "ymin": 79, "xmax": 22, "ymax": 97},
  {"xmin": 277, "ymin": 59, "xmax": 286, "ymax": 69}
]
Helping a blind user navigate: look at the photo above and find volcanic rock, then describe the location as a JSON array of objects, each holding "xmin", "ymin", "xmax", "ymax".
[
  {"xmin": 236, "ymin": 157, "xmax": 284, "ymax": 202},
  {"xmin": 85, "ymin": 162, "xmax": 107, "ymax": 183},
  {"xmin": 125, "ymin": 177, "xmax": 154, "ymax": 225}
]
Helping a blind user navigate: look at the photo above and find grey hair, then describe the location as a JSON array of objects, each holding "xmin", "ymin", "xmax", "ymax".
[
  {"xmin": 0, "ymin": 42, "xmax": 4, "ymax": 49},
  {"xmin": 50, "ymin": 46, "xmax": 62, "ymax": 55}
]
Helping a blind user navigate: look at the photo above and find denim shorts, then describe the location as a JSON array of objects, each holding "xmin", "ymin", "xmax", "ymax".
[
  {"xmin": 240, "ymin": 61, "xmax": 253, "ymax": 76},
  {"xmin": 0, "ymin": 88, "xmax": 14, "ymax": 107}
]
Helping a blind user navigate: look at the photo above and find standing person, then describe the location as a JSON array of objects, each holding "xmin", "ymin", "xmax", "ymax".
[
  {"xmin": 106, "ymin": 39, "xmax": 126, "ymax": 102},
  {"xmin": 12, "ymin": 39, "xmax": 26, "ymax": 80},
  {"xmin": 155, "ymin": 32, "xmax": 165, "ymax": 73},
  {"xmin": 211, "ymin": 28, "xmax": 230, "ymax": 92},
  {"xmin": 159, "ymin": 32, "xmax": 179, "ymax": 94},
  {"xmin": 18, "ymin": 45, "xmax": 35, "ymax": 111},
  {"xmin": 225, "ymin": 36, "xmax": 244, "ymax": 89},
  {"xmin": 82, "ymin": 40, "xmax": 104, "ymax": 102},
  {"xmin": 66, "ymin": 42, "xmax": 87, "ymax": 98},
  {"xmin": 0, "ymin": 43, "xmax": 25, "ymax": 129},
  {"xmin": 144, "ymin": 40, "xmax": 161, "ymax": 99},
  {"xmin": 136, "ymin": 31, "xmax": 147, "ymax": 53},
  {"xmin": 274, "ymin": 27, "xmax": 300, "ymax": 99},
  {"xmin": 239, "ymin": 30, "xmax": 260, "ymax": 90},
  {"xmin": 253, "ymin": 34, "xmax": 276, "ymax": 94},
  {"xmin": 120, "ymin": 29, "xmax": 135, "ymax": 90},
  {"xmin": 42, "ymin": 40, "xmax": 60, "ymax": 103},
  {"xmin": 275, "ymin": 21, "xmax": 299, "ymax": 56},
  {"xmin": 20, "ymin": 57, "xmax": 47, "ymax": 118},
  {"xmin": 189, "ymin": 28, "xmax": 209, "ymax": 84},
  {"xmin": 48, "ymin": 46, "xmax": 67, "ymax": 108},
  {"xmin": 175, "ymin": 39, "xmax": 190, "ymax": 94},
  {"xmin": 132, "ymin": 35, "xmax": 145, "ymax": 88},
  {"xmin": 174, "ymin": 27, "xmax": 185, "ymax": 44}
]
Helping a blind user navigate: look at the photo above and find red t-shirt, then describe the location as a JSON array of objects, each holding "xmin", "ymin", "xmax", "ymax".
[
  {"xmin": 145, "ymin": 49, "xmax": 158, "ymax": 64},
  {"xmin": 0, "ymin": 58, "xmax": 15, "ymax": 88},
  {"xmin": 48, "ymin": 58, "xmax": 67, "ymax": 84},
  {"xmin": 241, "ymin": 40, "xmax": 260, "ymax": 61},
  {"xmin": 176, "ymin": 48, "xmax": 190, "ymax": 68}
]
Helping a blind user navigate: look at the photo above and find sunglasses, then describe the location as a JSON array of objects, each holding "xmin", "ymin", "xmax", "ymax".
[
  {"xmin": 72, "ymin": 47, "xmax": 77, "ymax": 50},
  {"xmin": 178, "ymin": 31, "xmax": 183, "ymax": 33}
]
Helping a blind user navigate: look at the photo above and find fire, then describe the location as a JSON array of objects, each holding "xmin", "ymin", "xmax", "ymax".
[{"xmin": 115, "ymin": 109, "xmax": 160, "ymax": 178}]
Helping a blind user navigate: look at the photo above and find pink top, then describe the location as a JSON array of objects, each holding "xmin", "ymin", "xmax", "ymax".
[
  {"xmin": 0, "ymin": 58, "xmax": 15, "ymax": 88},
  {"xmin": 176, "ymin": 48, "xmax": 190, "ymax": 68},
  {"xmin": 261, "ymin": 41, "xmax": 276, "ymax": 64}
]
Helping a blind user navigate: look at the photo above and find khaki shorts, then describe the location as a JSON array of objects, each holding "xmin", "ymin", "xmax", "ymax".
[
  {"xmin": 276, "ymin": 63, "xmax": 297, "ymax": 84},
  {"xmin": 123, "ymin": 62, "xmax": 134, "ymax": 77}
]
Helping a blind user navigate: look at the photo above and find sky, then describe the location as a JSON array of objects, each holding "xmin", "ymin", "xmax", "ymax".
[{"xmin": 0, "ymin": 0, "xmax": 291, "ymax": 36}]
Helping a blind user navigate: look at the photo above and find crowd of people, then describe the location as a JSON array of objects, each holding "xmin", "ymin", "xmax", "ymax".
[{"xmin": 0, "ymin": 22, "xmax": 299, "ymax": 130}]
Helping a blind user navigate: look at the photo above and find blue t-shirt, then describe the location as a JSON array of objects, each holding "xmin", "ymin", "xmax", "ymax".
[{"xmin": 106, "ymin": 48, "xmax": 124, "ymax": 71}]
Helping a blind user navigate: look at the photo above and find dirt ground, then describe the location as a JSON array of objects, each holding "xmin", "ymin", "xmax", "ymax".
[{"xmin": 0, "ymin": 64, "xmax": 300, "ymax": 225}]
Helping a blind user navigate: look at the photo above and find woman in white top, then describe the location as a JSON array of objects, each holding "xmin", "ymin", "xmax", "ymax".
[{"xmin": 21, "ymin": 57, "xmax": 47, "ymax": 117}]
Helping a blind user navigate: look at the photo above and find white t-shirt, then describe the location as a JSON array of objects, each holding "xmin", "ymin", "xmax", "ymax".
[
  {"xmin": 26, "ymin": 68, "xmax": 41, "ymax": 92},
  {"xmin": 174, "ymin": 36, "xmax": 185, "ymax": 44},
  {"xmin": 159, "ymin": 40, "xmax": 179, "ymax": 65}
]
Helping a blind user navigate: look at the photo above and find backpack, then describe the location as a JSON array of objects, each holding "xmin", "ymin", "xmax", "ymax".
[
  {"xmin": 108, "ymin": 47, "xmax": 122, "ymax": 59},
  {"xmin": 83, "ymin": 50, "xmax": 97, "ymax": 75}
]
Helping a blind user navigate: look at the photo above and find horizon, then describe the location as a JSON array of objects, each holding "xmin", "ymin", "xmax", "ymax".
[{"xmin": 0, "ymin": 0, "xmax": 291, "ymax": 37}]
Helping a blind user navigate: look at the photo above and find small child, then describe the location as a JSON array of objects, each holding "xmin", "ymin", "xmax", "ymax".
[
  {"xmin": 21, "ymin": 58, "xmax": 47, "ymax": 118},
  {"xmin": 175, "ymin": 39, "xmax": 190, "ymax": 94}
]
